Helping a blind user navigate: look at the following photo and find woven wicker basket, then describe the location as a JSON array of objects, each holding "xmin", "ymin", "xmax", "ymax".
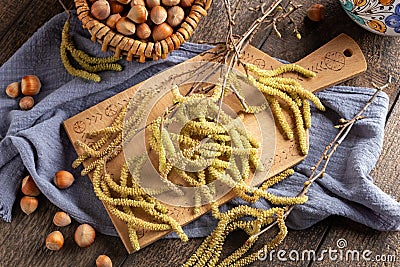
[{"xmin": 74, "ymin": 0, "xmax": 212, "ymax": 62}]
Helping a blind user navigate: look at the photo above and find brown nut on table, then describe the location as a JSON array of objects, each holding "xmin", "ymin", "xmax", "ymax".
[
  {"xmin": 5, "ymin": 82, "xmax": 21, "ymax": 98},
  {"xmin": 19, "ymin": 96, "xmax": 34, "ymax": 110},
  {"xmin": 45, "ymin": 231, "xmax": 64, "ymax": 251},
  {"xmin": 96, "ymin": 255, "xmax": 113, "ymax": 267},
  {"xmin": 53, "ymin": 211, "xmax": 72, "ymax": 227},
  {"xmin": 20, "ymin": 196, "xmax": 39, "ymax": 215},
  {"xmin": 307, "ymin": 4, "xmax": 325, "ymax": 22},
  {"xmin": 21, "ymin": 175, "xmax": 41, "ymax": 196},
  {"xmin": 54, "ymin": 170, "xmax": 75, "ymax": 189},
  {"xmin": 74, "ymin": 224, "xmax": 96, "ymax": 248},
  {"xmin": 21, "ymin": 75, "xmax": 41, "ymax": 96}
]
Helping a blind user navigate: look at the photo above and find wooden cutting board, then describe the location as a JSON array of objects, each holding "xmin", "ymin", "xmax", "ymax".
[{"xmin": 63, "ymin": 33, "xmax": 366, "ymax": 253}]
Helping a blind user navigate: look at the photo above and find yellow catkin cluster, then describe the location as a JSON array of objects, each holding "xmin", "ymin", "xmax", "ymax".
[
  {"xmin": 147, "ymin": 92, "xmax": 262, "ymax": 214},
  {"xmin": 60, "ymin": 14, "xmax": 122, "ymax": 82},
  {"xmin": 244, "ymin": 63, "xmax": 325, "ymax": 155},
  {"xmin": 182, "ymin": 206, "xmax": 287, "ymax": 267},
  {"xmin": 91, "ymin": 160, "xmax": 187, "ymax": 251},
  {"xmin": 73, "ymin": 87, "xmax": 174, "ymax": 250},
  {"xmin": 181, "ymin": 168, "xmax": 305, "ymax": 267}
]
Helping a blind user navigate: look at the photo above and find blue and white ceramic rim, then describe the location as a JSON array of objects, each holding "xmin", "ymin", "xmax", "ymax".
[{"xmin": 340, "ymin": 0, "xmax": 400, "ymax": 36}]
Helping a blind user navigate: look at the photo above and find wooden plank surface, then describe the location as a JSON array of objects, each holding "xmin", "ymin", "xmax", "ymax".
[{"xmin": 0, "ymin": 0, "xmax": 399, "ymax": 266}]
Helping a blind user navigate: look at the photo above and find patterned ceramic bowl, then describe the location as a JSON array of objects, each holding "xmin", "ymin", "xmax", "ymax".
[{"xmin": 340, "ymin": 0, "xmax": 400, "ymax": 36}]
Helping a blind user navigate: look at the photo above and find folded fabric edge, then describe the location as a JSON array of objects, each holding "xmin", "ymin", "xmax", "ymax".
[{"xmin": 0, "ymin": 201, "xmax": 11, "ymax": 223}]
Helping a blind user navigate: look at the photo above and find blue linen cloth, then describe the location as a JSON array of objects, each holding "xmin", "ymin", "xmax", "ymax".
[{"xmin": 0, "ymin": 12, "xmax": 399, "ymax": 238}]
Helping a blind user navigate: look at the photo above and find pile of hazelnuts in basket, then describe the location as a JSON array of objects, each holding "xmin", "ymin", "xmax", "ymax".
[{"xmin": 90, "ymin": 0, "xmax": 194, "ymax": 42}]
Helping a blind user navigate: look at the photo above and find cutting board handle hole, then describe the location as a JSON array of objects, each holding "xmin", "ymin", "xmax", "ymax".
[{"xmin": 343, "ymin": 49, "xmax": 353, "ymax": 57}]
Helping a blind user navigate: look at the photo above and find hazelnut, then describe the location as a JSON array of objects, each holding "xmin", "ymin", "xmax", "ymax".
[
  {"xmin": 146, "ymin": 0, "xmax": 160, "ymax": 9},
  {"xmin": 21, "ymin": 175, "xmax": 41, "ymax": 196},
  {"xmin": 19, "ymin": 96, "xmax": 35, "ymax": 110},
  {"xmin": 109, "ymin": 1, "xmax": 124, "ymax": 14},
  {"xmin": 91, "ymin": 0, "xmax": 111, "ymax": 20},
  {"xmin": 53, "ymin": 211, "xmax": 72, "ymax": 227},
  {"xmin": 150, "ymin": 6, "xmax": 167, "ymax": 25},
  {"xmin": 74, "ymin": 224, "xmax": 96, "ymax": 248},
  {"xmin": 162, "ymin": 0, "xmax": 180, "ymax": 6},
  {"xmin": 5, "ymin": 82, "xmax": 21, "ymax": 98},
  {"xmin": 20, "ymin": 196, "xmax": 39, "ymax": 215},
  {"xmin": 54, "ymin": 170, "xmax": 75, "ymax": 189},
  {"xmin": 127, "ymin": 5, "xmax": 148, "ymax": 24},
  {"xmin": 106, "ymin": 13, "xmax": 122, "ymax": 29},
  {"xmin": 152, "ymin": 22, "xmax": 173, "ymax": 41},
  {"xmin": 180, "ymin": 0, "xmax": 193, "ymax": 8},
  {"xmin": 307, "ymin": 4, "xmax": 325, "ymax": 22},
  {"xmin": 21, "ymin": 75, "xmax": 41, "ymax": 96},
  {"xmin": 116, "ymin": 17, "xmax": 137, "ymax": 36},
  {"xmin": 117, "ymin": 0, "xmax": 132, "ymax": 4},
  {"xmin": 96, "ymin": 255, "xmax": 113, "ymax": 267},
  {"xmin": 45, "ymin": 231, "xmax": 64, "ymax": 251},
  {"xmin": 136, "ymin": 23, "xmax": 152, "ymax": 39},
  {"xmin": 131, "ymin": 0, "xmax": 145, "ymax": 6},
  {"xmin": 167, "ymin": 6, "xmax": 185, "ymax": 27}
]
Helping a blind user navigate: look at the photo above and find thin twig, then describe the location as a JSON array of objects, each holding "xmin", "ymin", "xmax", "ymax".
[{"xmin": 57, "ymin": 0, "xmax": 70, "ymax": 15}]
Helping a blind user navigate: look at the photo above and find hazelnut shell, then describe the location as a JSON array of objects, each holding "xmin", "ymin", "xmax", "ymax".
[
  {"xmin": 91, "ymin": 0, "xmax": 111, "ymax": 20},
  {"xmin": 20, "ymin": 196, "xmax": 39, "ymax": 215},
  {"xmin": 167, "ymin": 6, "xmax": 185, "ymax": 27},
  {"xmin": 19, "ymin": 96, "xmax": 35, "ymax": 110},
  {"xmin": 5, "ymin": 82, "xmax": 21, "ymax": 98},
  {"xmin": 54, "ymin": 170, "xmax": 75, "ymax": 189},
  {"xmin": 152, "ymin": 22, "xmax": 173, "ymax": 41},
  {"xmin": 307, "ymin": 4, "xmax": 325, "ymax": 22},
  {"xmin": 21, "ymin": 75, "xmax": 41, "ymax": 96},
  {"xmin": 74, "ymin": 224, "xmax": 96, "ymax": 248},
  {"xmin": 53, "ymin": 211, "xmax": 72, "ymax": 227},
  {"xmin": 127, "ymin": 5, "xmax": 148, "ymax": 24},
  {"xmin": 150, "ymin": 6, "xmax": 167, "ymax": 25},
  {"xmin": 116, "ymin": 17, "xmax": 137, "ymax": 36},
  {"xmin": 45, "ymin": 231, "xmax": 64, "ymax": 251},
  {"xmin": 21, "ymin": 175, "xmax": 41, "ymax": 196},
  {"xmin": 136, "ymin": 23, "xmax": 152, "ymax": 39},
  {"xmin": 96, "ymin": 255, "xmax": 113, "ymax": 267}
]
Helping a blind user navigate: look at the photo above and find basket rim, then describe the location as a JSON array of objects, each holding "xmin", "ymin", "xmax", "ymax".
[{"xmin": 74, "ymin": 0, "xmax": 212, "ymax": 62}]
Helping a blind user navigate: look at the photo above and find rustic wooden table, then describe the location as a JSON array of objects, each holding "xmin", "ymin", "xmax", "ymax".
[{"xmin": 1, "ymin": 0, "xmax": 399, "ymax": 266}]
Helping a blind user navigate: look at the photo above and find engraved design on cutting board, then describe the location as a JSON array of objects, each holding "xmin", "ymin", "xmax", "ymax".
[
  {"xmin": 86, "ymin": 112, "xmax": 103, "ymax": 126},
  {"xmin": 137, "ymin": 229, "xmax": 145, "ymax": 239},
  {"xmin": 73, "ymin": 120, "xmax": 86, "ymax": 133},
  {"xmin": 105, "ymin": 104, "xmax": 119, "ymax": 117},
  {"xmin": 324, "ymin": 51, "xmax": 346, "ymax": 71},
  {"xmin": 240, "ymin": 51, "xmax": 266, "ymax": 69},
  {"xmin": 308, "ymin": 60, "xmax": 328, "ymax": 74}
]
